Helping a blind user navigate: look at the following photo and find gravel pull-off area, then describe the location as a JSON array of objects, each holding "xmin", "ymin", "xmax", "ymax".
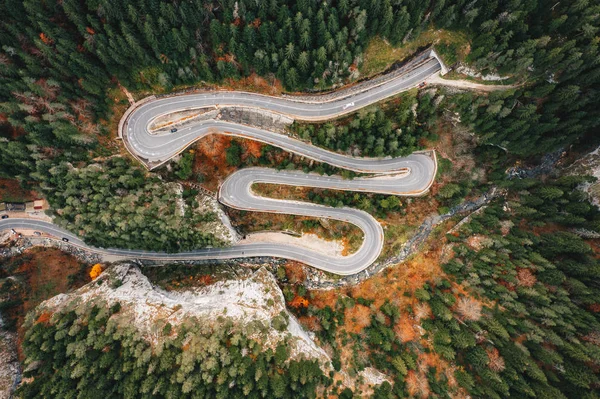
[
  {"xmin": 455, "ymin": 64, "xmax": 510, "ymax": 81},
  {"xmin": 243, "ymin": 232, "xmax": 344, "ymax": 257},
  {"xmin": 426, "ymin": 72, "xmax": 518, "ymax": 91}
]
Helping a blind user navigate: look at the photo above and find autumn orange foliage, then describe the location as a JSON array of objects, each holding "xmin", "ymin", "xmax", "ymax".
[
  {"xmin": 36, "ymin": 312, "xmax": 51, "ymax": 325},
  {"xmin": 242, "ymin": 140, "xmax": 263, "ymax": 159},
  {"xmin": 198, "ymin": 134, "xmax": 230, "ymax": 158},
  {"xmin": 194, "ymin": 135, "xmax": 233, "ymax": 191},
  {"xmin": 516, "ymin": 268, "xmax": 537, "ymax": 287},
  {"xmin": 343, "ymin": 304, "xmax": 372, "ymax": 334},
  {"xmin": 197, "ymin": 275, "xmax": 212, "ymax": 285},
  {"xmin": 406, "ymin": 370, "xmax": 430, "ymax": 398},
  {"xmin": 89, "ymin": 264, "xmax": 103, "ymax": 280},
  {"xmin": 289, "ymin": 296, "xmax": 309, "ymax": 308},
  {"xmin": 589, "ymin": 303, "xmax": 600, "ymax": 313},
  {"xmin": 284, "ymin": 261, "xmax": 306, "ymax": 284},
  {"xmin": 298, "ymin": 315, "xmax": 322, "ymax": 332},
  {"xmin": 223, "ymin": 73, "xmax": 282, "ymax": 95},
  {"xmin": 341, "ymin": 237, "xmax": 351, "ymax": 256},
  {"xmin": 487, "ymin": 348, "xmax": 506, "ymax": 372},
  {"xmin": 39, "ymin": 32, "xmax": 53, "ymax": 45},
  {"xmin": 394, "ymin": 316, "xmax": 417, "ymax": 343}
]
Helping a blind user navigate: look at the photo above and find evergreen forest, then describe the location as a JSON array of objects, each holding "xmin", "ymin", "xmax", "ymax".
[{"xmin": 0, "ymin": 0, "xmax": 600, "ymax": 398}]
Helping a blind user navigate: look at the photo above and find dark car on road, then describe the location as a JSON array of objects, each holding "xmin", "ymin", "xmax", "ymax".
[
  {"xmin": 62, "ymin": 237, "xmax": 69, "ymax": 242},
  {"xmin": 170, "ymin": 128, "xmax": 178, "ymax": 133},
  {"xmin": 1, "ymin": 215, "xmax": 8, "ymax": 219}
]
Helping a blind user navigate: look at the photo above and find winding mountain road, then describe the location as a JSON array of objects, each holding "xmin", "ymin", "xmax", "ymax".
[
  {"xmin": 2, "ymin": 52, "xmax": 442, "ymax": 275},
  {"xmin": 124, "ymin": 56, "xmax": 441, "ymax": 167}
]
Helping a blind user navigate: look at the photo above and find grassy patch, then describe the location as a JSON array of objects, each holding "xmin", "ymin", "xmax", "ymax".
[
  {"xmin": 436, "ymin": 156, "xmax": 453, "ymax": 178},
  {"xmin": 383, "ymin": 224, "xmax": 417, "ymax": 258},
  {"xmin": 360, "ymin": 28, "xmax": 471, "ymax": 77}
]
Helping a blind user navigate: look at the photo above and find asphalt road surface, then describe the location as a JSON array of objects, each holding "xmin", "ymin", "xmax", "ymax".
[
  {"xmin": 1, "ymin": 54, "xmax": 440, "ymax": 275},
  {"xmin": 124, "ymin": 57, "xmax": 440, "ymax": 167}
]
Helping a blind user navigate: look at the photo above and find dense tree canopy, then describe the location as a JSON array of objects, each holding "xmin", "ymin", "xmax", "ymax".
[
  {"xmin": 437, "ymin": 177, "xmax": 600, "ymax": 398},
  {"xmin": 38, "ymin": 157, "xmax": 222, "ymax": 251},
  {"xmin": 19, "ymin": 301, "xmax": 327, "ymax": 398},
  {"xmin": 293, "ymin": 91, "xmax": 437, "ymax": 157}
]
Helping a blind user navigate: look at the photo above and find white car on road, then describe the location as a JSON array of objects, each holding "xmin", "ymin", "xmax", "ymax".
[{"xmin": 342, "ymin": 102, "xmax": 355, "ymax": 110}]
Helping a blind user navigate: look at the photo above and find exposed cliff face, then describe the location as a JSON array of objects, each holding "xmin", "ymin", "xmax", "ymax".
[
  {"xmin": 39, "ymin": 263, "xmax": 330, "ymax": 365},
  {"xmin": 566, "ymin": 145, "xmax": 600, "ymax": 207},
  {"xmin": 0, "ymin": 315, "xmax": 19, "ymax": 399}
]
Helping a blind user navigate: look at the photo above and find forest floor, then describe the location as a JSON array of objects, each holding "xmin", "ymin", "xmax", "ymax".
[
  {"xmin": 96, "ymin": 86, "xmax": 132, "ymax": 158},
  {"xmin": 0, "ymin": 179, "xmax": 40, "ymax": 203},
  {"xmin": 130, "ymin": 73, "xmax": 284, "ymax": 102},
  {"xmin": 220, "ymin": 73, "xmax": 284, "ymax": 95}
]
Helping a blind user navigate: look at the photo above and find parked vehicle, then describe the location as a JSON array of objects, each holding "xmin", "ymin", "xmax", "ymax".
[
  {"xmin": 34, "ymin": 231, "xmax": 41, "ymax": 236},
  {"xmin": 417, "ymin": 82, "xmax": 427, "ymax": 88},
  {"xmin": 62, "ymin": 237, "xmax": 69, "ymax": 242},
  {"xmin": 10, "ymin": 229, "xmax": 16, "ymax": 234},
  {"xmin": 1, "ymin": 215, "xmax": 8, "ymax": 219}
]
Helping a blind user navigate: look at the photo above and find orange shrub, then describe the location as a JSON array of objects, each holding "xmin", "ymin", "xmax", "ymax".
[
  {"xmin": 39, "ymin": 32, "xmax": 53, "ymax": 45},
  {"xmin": 289, "ymin": 296, "xmax": 309, "ymax": 308},
  {"xmin": 89, "ymin": 264, "xmax": 103, "ymax": 280}
]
